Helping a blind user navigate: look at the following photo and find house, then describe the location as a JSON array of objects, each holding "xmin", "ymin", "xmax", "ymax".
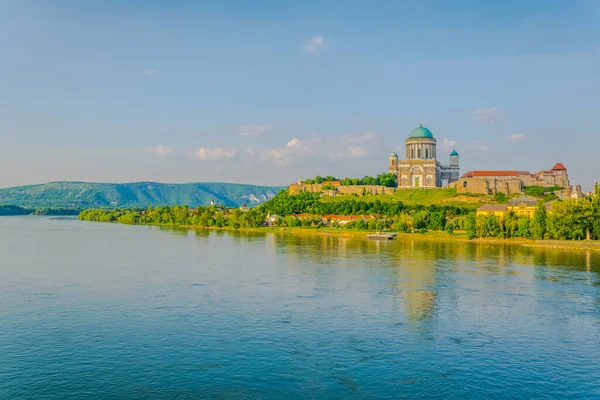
[
  {"xmin": 240, "ymin": 204, "xmax": 250, "ymax": 212},
  {"xmin": 477, "ymin": 196, "xmax": 553, "ymax": 219},
  {"xmin": 322, "ymin": 214, "xmax": 374, "ymax": 226},
  {"xmin": 264, "ymin": 213, "xmax": 281, "ymax": 226}
]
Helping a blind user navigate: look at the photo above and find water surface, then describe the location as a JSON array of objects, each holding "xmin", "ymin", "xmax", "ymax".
[{"xmin": 1, "ymin": 217, "xmax": 599, "ymax": 399}]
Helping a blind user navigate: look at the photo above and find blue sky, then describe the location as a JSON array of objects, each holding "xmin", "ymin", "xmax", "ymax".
[{"xmin": 0, "ymin": 0, "xmax": 598, "ymax": 189}]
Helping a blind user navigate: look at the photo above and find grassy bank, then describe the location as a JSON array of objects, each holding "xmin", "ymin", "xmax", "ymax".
[
  {"xmin": 319, "ymin": 188, "xmax": 489, "ymax": 209},
  {"xmin": 168, "ymin": 223, "xmax": 600, "ymax": 252}
]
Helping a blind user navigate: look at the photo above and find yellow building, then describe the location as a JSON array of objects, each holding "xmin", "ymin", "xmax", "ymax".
[{"xmin": 477, "ymin": 196, "xmax": 552, "ymax": 218}]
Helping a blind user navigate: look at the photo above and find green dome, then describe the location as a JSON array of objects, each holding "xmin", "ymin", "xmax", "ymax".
[
  {"xmin": 389, "ymin": 152, "xmax": 398, "ymax": 158},
  {"xmin": 450, "ymin": 150, "xmax": 459, "ymax": 156},
  {"xmin": 408, "ymin": 125, "xmax": 434, "ymax": 139}
]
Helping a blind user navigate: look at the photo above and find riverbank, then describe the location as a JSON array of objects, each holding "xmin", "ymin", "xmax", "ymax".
[{"xmin": 171, "ymin": 224, "xmax": 600, "ymax": 252}]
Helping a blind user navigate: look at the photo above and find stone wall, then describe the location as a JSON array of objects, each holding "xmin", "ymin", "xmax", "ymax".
[
  {"xmin": 337, "ymin": 185, "xmax": 394, "ymax": 195},
  {"xmin": 452, "ymin": 178, "xmax": 522, "ymax": 195},
  {"xmin": 289, "ymin": 183, "xmax": 394, "ymax": 196}
]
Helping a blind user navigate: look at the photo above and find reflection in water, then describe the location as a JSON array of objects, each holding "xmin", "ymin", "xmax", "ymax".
[{"xmin": 2, "ymin": 218, "xmax": 600, "ymax": 399}]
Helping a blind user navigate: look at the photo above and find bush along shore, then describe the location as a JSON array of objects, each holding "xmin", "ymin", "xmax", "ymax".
[{"xmin": 78, "ymin": 184, "xmax": 600, "ymax": 243}]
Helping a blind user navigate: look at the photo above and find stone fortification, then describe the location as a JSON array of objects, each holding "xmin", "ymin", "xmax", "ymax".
[
  {"xmin": 450, "ymin": 163, "xmax": 571, "ymax": 196},
  {"xmin": 289, "ymin": 183, "xmax": 394, "ymax": 196}
]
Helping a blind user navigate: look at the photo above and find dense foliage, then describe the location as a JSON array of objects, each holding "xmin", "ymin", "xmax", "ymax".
[
  {"xmin": 0, "ymin": 181, "xmax": 283, "ymax": 209},
  {"xmin": 259, "ymin": 191, "xmax": 472, "ymax": 217},
  {"xmin": 0, "ymin": 205, "xmax": 31, "ymax": 216},
  {"xmin": 524, "ymin": 186, "xmax": 563, "ymax": 202},
  {"xmin": 301, "ymin": 173, "xmax": 398, "ymax": 188},
  {"xmin": 0, "ymin": 205, "xmax": 80, "ymax": 216},
  {"xmin": 79, "ymin": 205, "xmax": 267, "ymax": 229},
  {"xmin": 466, "ymin": 185, "xmax": 600, "ymax": 240}
]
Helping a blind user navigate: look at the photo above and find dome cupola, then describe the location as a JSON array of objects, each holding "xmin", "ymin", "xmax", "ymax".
[{"xmin": 408, "ymin": 124, "xmax": 434, "ymax": 139}]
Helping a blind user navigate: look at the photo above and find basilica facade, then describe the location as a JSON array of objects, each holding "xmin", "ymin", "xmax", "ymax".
[{"xmin": 388, "ymin": 124, "xmax": 460, "ymax": 188}]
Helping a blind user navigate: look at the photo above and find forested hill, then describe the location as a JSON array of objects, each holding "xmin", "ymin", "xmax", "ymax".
[{"xmin": 0, "ymin": 181, "xmax": 285, "ymax": 209}]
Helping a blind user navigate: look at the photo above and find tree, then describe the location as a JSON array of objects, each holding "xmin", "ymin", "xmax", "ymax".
[
  {"xmin": 516, "ymin": 218, "xmax": 531, "ymax": 238},
  {"xmin": 412, "ymin": 210, "xmax": 431, "ymax": 230},
  {"xmin": 428, "ymin": 211, "xmax": 446, "ymax": 231},
  {"xmin": 530, "ymin": 204, "xmax": 547, "ymax": 240},
  {"xmin": 483, "ymin": 214, "xmax": 501, "ymax": 237},
  {"xmin": 445, "ymin": 221, "xmax": 455, "ymax": 235},
  {"xmin": 465, "ymin": 213, "xmax": 477, "ymax": 239}
]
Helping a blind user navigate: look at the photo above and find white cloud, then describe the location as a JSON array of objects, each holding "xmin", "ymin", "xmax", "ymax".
[
  {"xmin": 508, "ymin": 133, "xmax": 525, "ymax": 143},
  {"xmin": 239, "ymin": 125, "xmax": 272, "ymax": 137},
  {"xmin": 441, "ymin": 137, "xmax": 457, "ymax": 151},
  {"xmin": 329, "ymin": 145, "xmax": 368, "ymax": 160},
  {"xmin": 143, "ymin": 69, "xmax": 157, "ymax": 77},
  {"xmin": 463, "ymin": 141, "xmax": 491, "ymax": 153},
  {"xmin": 190, "ymin": 147, "xmax": 236, "ymax": 160},
  {"xmin": 148, "ymin": 145, "xmax": 172, "ymax": 156},
  {"xmin": 260, "ymin": 137, "xmax": 313, "ymax": 166},
  {"xmin": 471, "ymin": 107, "xmax": 508, "ymax": 124},
  {"xmin": 303, "ymin": 35, "xmax": 325, "ymax": 54}
]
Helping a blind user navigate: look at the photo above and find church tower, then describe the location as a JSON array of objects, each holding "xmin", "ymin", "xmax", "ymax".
[
  {"xmin": 450, "ymin": 150, "xmax": 459, "ymax": 167},
  {"xmin": 389, "ymin": 152, "xmax": 398, "ymax": 168}
]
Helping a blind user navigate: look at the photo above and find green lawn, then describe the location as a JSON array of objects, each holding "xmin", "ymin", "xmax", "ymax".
[{"xmin": 320, "ymin": 188, "xmax": 484, "ymax": 208}]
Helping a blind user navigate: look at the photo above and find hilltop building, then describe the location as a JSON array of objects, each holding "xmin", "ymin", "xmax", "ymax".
[
  {"xmin": 453, "ymin": 163, "xmax": 571, "ymax": 196},
  {"xmin": 388, "ymin": 124, "xmax": 460, "ymax": 188}
]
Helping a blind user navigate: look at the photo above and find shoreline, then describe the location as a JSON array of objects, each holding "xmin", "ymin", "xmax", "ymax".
[{"xmin": 169, "ymin": 224, "xmax": 600, "ymax": 252}]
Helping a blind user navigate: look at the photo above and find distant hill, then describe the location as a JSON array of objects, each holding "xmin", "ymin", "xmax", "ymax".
[{"xmin": 0, "ymin": 181, "xmax": 286, "ymax": 209}]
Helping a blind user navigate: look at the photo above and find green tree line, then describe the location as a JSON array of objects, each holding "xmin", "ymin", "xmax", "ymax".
[
  {"xmin": 301, "ymin": 173, "xmax": 397, "ymax": 188},
  {"xmin": 465, "ymin": 185, "xmax": 600, "ymax": 240}
]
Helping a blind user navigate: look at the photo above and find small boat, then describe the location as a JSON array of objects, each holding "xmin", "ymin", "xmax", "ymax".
[{"xmin": 366, "ymin": 232, "xmax": 396, "ymax": 240}]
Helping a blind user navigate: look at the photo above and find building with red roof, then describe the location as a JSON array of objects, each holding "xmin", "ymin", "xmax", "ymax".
[{"xmin": 452, "ymin": 163, "xmax": 571, "ymax": 196}]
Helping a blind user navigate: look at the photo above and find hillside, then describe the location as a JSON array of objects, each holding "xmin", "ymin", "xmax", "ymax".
[
  {"xmin": 0, "ymin": 181, "xmax": 286, "ymax": 209},
  {"xmin": 319, "ymin": 188, "xmax": 489, "ymax": 209}
]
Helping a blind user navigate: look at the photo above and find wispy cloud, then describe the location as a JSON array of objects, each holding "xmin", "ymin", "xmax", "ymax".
[
  {"xmin": 441, "ymin": 137, "xmax": 457, "ymax": 151},
  {"xmin": 148, "ymin": 145, "xmax": 172, "ymax": 156},
  {"xmin": 190, "ymin": 147, "xmax": 236, "ymax": 160},
  {"xmin": 508, "ymin": 133, "xmax": 525, "ymax": 143},
  {"xmin": 472, "ymin": 107, "xmax": 508, "ymax": 124},
  {"xmin": 329, "ymin": 132, "xmax": 377, "ymax": 160},
  {"xmin": 328, "ymin": 145, "xmax": 368, "ymax": 160},
  {"xmin": 342, "ymin": 131, "xmax": 376, "ymax": 144},
  {"xmin": 260, "ymin": 137, "xmax": 312, "ymax": 166},
  {"xmin": 143, "ymin": 69, "xmax": 157, "ymax": 77},
  {"xmin": 239, "ymin": 125, "xmax": 272, "ymax": 137},
  {"xmin": 303, "ymin": 35, "xmax": 325, "ymax": 54},
  {"xmin": 463, "ymin": 140, "xmax": 491, "ymax": 153}
]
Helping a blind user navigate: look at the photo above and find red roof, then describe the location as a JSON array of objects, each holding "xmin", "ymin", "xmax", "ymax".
[
  {"xmin": 463, "ymin": 170, "xmax": 527, "ymax": 178},
  {"xmin": 551, "ymin": 163, "xmax": 567, "ymax": 171},
  {"xmin": 322, "ymin": 214, "xmax": 370, "ymax": 221}
]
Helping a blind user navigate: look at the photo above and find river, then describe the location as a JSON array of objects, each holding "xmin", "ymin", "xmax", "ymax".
[{"xmin": 1, "ymin": 216, "xmax": 599, "ymax": 399}]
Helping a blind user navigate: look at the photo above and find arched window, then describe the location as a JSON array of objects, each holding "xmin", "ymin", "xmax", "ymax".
[
  {"xmin": 425, "ymin": 149, "xmax": 429, "ymax": 159},
  {"xmin": 463, "ymin": 181, "xmax": 467, "ymax": 188}
]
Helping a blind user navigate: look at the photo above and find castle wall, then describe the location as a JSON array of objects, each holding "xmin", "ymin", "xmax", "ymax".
[
  {"xmin": 337, "ymin": 185, "xmax": 394, "ymax": 195},
  {"xmin": 454, "ymin": 178, "xmax": 522, "ymax": 195},
  {"xmin": 289, "ymin": 183, "xmax": 394, "ymax": 196}
]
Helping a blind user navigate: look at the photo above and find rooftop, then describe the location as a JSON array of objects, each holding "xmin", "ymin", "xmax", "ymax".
[
  {"xmin": 408, "ymin": 124, "xmax": 434, "ymax": 139},
  {"xmin": 508, "ymin": 196, "xmax": 538, "ymax": 207},
  {"xmin": 477, "ymin": 204, "xmax": 508, "ymax": 212},
  {"xmin": 463, "ymin": 170, "xmax": 530, "ymax": 178}
]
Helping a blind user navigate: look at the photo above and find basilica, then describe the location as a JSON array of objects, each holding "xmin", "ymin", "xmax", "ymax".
[{"xmin": 388, "ymin": 124, "xmax": 460, "ymax": 188}]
